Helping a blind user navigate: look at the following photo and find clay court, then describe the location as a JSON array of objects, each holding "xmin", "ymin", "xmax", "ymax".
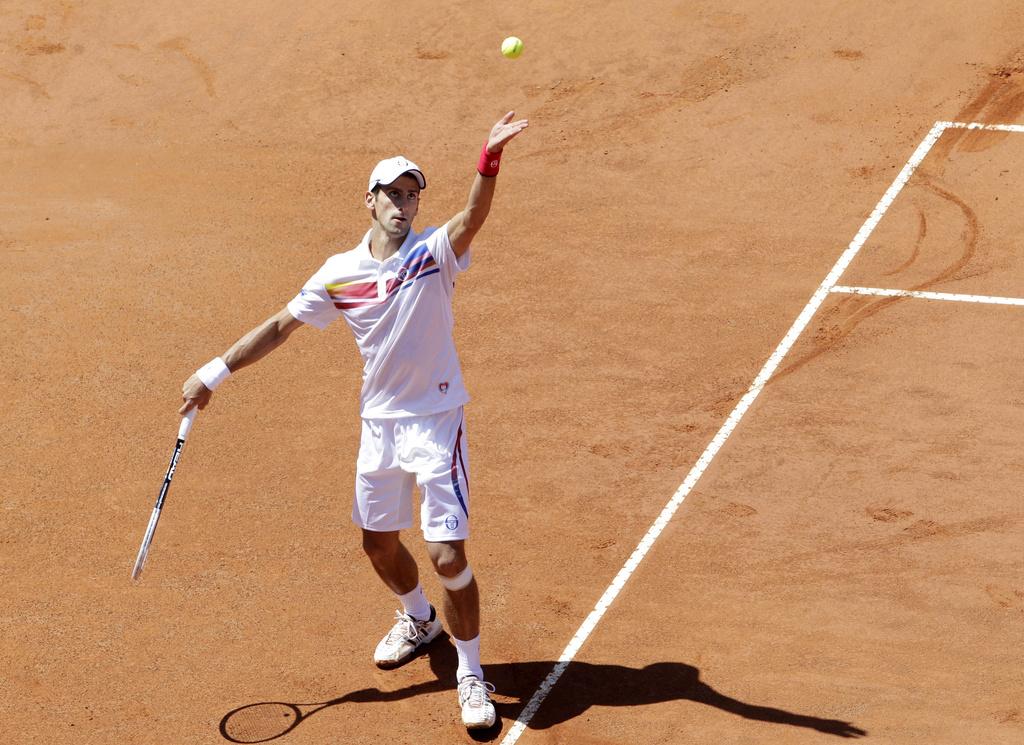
[{"xmin": 3, "ymin": 1, "xmax": 1023, "ymax": 743}]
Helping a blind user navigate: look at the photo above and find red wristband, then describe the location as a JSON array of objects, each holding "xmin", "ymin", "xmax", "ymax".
[{"xmin": 477, "ymin": 143, "xmax": 501, "ymax": 177}]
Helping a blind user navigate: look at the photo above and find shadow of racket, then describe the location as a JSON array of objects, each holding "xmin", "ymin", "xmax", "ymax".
[
  {"xmin": 219, "ymin": 689, "xmax": 371, "ymax": 743},
  {"xmin": 218, "ymin": 678, "xmax": 454, "ymax": 743}
]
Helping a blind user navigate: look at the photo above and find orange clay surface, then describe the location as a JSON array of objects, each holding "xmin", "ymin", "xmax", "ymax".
[{"xmin": 3, "ymin": 2, "xmax": 1024, "ymax": 743}]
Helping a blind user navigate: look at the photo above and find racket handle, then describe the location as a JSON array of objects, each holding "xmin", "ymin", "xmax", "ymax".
[{"xmin": 178, "ymin": 407, "xmax": 198, "ymax": 440}]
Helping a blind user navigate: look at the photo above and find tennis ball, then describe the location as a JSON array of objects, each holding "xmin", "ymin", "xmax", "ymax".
[{"xmin": 501, "ymin": 36, "xmax": 524, "ymax": 59}]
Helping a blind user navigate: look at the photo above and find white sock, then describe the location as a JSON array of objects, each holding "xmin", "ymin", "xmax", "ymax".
[
  {"xmin": 454, "ymin": 634, "xmax": 484, "ymax": 682},
  {"xmin": 397, "ymin": 584, "xmax": 432, "ymax": 621}
]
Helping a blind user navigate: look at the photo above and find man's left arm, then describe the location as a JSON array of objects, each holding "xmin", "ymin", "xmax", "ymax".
[{"xmin": 447, "ymin": 111, "xmax": 529, "ymax": 257}]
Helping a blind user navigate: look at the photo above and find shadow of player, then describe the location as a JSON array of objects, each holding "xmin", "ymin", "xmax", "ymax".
[
  {"xmin": 425, "ymin": 639, "xmax": 867, "ymax": 739},
  {"xmin": 217, "ymin": 635, "xmax": 866, "ymax": 741}
]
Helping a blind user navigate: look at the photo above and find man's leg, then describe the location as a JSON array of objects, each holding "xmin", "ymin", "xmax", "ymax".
[
  {"xmin": 427, "ymin": 540, "xmax": 495, "ymax": 729},
  {"xmin": 361, "ymin": 529, "xmax": 420, "ymax": 596},
  {"xmin": 425, "ymin": 539, "xmax": 479, "ymax": 646},
  {"xmin": 363, "ymin": 529, "xmax": 442, "ymax": 668}
]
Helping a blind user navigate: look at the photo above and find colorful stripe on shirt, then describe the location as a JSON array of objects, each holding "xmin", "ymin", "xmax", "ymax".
[
  {"xmin": 325, "ymin": 278, "xmax": 378, "ymax": 309},
  {"xmin": 325, "ymin": 247, "xmax": 440, "ymax": 310}
]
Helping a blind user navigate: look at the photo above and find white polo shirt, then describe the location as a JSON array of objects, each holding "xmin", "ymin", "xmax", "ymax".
[{"xmin": 286, "ymin": 222, "xmax": 470, "ymax": 419}]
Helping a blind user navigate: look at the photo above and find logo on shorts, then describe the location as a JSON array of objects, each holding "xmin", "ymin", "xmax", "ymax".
[
  {"xmin": 439, "ymin": 382, "xmax": 449, "ymax": 394},
  {"xmin": 445, "ymin": 514, "xmax": 459, "ymax": 531},
  {"xmin": 396, "ymin": 266, "xmax": 409, "ymax": 282}
]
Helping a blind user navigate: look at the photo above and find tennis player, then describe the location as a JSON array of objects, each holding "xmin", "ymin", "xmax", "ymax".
[{"xmin": 180, "ymin": 111, "xmax": 528, "ymax": 730}]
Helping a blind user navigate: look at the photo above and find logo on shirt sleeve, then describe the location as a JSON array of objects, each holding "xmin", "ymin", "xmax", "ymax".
[{"xmin": 439, "ymin": 382, "xmax": 449, "ymax": 394}]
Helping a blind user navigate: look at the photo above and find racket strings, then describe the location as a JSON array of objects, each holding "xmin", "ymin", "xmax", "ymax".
[{"xmin": 222, "ymin": 703, "xmax": 299, "ymax": 743}]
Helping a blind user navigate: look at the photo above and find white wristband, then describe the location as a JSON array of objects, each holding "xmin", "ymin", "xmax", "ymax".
[{"xmin": 196, "ymin": 357, "xmax": 231, "ymax": 391}]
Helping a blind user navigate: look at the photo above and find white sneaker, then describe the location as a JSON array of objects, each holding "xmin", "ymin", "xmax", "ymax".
[
  {"xmin": 373, "ymin": 606, "xmax": 442, "ymax": 669},
  {"xmin": 458, "ymin": 675, "xmax": 497, "ymax": 729}
]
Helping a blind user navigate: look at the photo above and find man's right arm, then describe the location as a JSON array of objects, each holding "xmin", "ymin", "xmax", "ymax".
[
  {"xmin": 180, "ymin": 306, "xmax": 303, "ymax": 414},
  {"xmin": 446, "ymin": 111, "xmax": 529, "ymax": 257}
]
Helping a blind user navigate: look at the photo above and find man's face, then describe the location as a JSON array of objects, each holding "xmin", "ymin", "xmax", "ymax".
[{"xmin": 366, "ymin": 174, "xmax": 421, "ymax": 237}]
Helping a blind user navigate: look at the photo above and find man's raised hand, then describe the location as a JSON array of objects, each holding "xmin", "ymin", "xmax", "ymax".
[{"xmin": 487, "ymin": 111, "xmax": 529, "ymax": 153}]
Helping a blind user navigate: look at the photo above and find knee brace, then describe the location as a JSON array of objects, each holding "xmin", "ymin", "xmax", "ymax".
[{"xmin": 438, "ymin": 564, "xmax": 474, "ymax": 591}]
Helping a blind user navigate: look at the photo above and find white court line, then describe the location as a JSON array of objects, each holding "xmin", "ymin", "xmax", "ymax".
[
  {"xmin": 832, "ymin": 285, "xmax": 1024, "ymax": 306},
  {"xmin": 943, "ymin": 121, "xmax": 1024, "ymax": 132},
  {"xmin": 498, "ymin": 120, "xmax": 952, "ymax": 745}
]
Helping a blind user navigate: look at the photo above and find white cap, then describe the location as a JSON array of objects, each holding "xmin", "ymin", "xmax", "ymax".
[{"xmin": 367, "ymin": 156, "xmax": 426, "ymax": 192}]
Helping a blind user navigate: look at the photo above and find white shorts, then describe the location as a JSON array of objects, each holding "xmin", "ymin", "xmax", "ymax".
[{"xmin": 353, "ymin": 406, "xmax": 471, "ymax": 541}]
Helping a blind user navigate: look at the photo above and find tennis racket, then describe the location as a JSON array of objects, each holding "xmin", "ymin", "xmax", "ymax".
[
  {"xmin": 131, "ymin": 408, "xmax": 198, "ymax": 581},
  {"xmin": 219, "ymin": 693, "xmax": 360, "ymax": 743}
]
